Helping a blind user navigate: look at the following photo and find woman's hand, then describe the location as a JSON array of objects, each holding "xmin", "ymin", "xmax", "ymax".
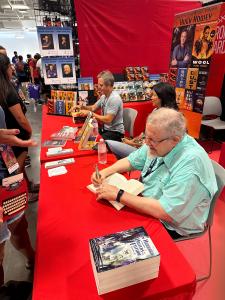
[{"xmin": 96, "ymin": 183, "xmax": 119, "ymax": 202}]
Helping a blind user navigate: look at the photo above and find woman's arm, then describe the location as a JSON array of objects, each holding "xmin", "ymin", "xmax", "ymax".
[{"xmin": 9, "ymin": 104, "xmax": 32, "ymax": 135}]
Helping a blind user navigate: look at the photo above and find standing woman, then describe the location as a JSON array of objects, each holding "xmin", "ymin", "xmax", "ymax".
[
  {"xmin": 107, "ymin": 82, "xmax": 178, "ymax": 159},
  {"xmin": 0, "ymin": 54, "xmax": 32, "ymax": 172}
]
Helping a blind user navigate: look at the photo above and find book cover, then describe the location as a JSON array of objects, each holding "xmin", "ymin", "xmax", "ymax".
[
  {"xmin": 168, "ymin": 68, "xmax": 177, "ymax": 87},
  {"xmin": 90, "ymin": 226, "xmax": 159, "ymax": 272},
  {"xmin": 55, "ymin": 100, "xmax": 65, "ymax": 115},
  {"xmin": 184, "ymin": 89, "xmax": 195, "ymax": 111},
  {"xmin": 176, "ymin": 68, "xmax": 187, "ymax": 88},
  {"xmin": 185, "ymin": 68, "xmax": 199, "ymax": 90},
  {"xmin": 78, "ymin": 77, "xmax": 94, "ymax": 90},
  {"xmin": 65, "ymin": 101, "xmax": 74, "ymax": 116},
  {"xmin": 42, "ymin": 140, "xmax": 67, "ymax": 147},
  {"xmin": 175, "ymin": 87, "xmax": 185, "ymax": 109},
  {"xmin": 196, "ymin": 69, "xmax": 208, "ymax": 91},
  {"xmin": 51, "ymin": 126, "xmax": 77, "ymax": 140},
  {"xmin": 78, "ymin": 91, "xmax": 88, "ymax": 106},
  {"xmin": 159, "ymin": 73, "xmax": 168, "ymax": 82},
  {"xmin": 47, "ymin": 99, "xmax": 55, "ymax": 114},
  {"xmin": 89, "ymin": 227, "xmax": 160, "ymax": 294}
]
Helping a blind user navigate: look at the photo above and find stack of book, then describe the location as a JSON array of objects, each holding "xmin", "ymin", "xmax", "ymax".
[
  {"xmin": 47, "ymin": 90, "xmax": 77, "ymax": 116},
  {"xmin": 89, "ymin": 226, "xmax": 160, "ymax": 295},
  {"xmin": 125, "ymin": 66, "xmax": 149, "ymax": 81}
]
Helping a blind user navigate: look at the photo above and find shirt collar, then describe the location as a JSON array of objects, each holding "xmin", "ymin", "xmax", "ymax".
[{"xmin": 162, "ymin": 134, "xmax": 188, "ymax": 169}]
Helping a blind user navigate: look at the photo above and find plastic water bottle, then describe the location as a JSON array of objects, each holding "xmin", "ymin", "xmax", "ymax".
[
  {"xmin": 98, "ymin": 139, "xmax": 107, "ymax": 164},
  {"xmin": 92, "ymin": 117, "xmax": 99, "ymax": 137}
]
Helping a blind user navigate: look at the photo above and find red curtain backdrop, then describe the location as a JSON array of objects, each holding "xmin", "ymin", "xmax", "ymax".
[
  {"xmin": 74, "ymin": 0, "xmax": 201, "ymax": 78},
  {"xmin": 206, "ymin": 3, "xmax": 225, "ymax": 97}
]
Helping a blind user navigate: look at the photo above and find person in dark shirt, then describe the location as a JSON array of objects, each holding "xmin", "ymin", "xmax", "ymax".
[
  {"xmin": 0, "ymin": 54, "xmax": 32, "ymax": 172},
  {"xmin": 171, "ymin": 30, "xmax": 191, "ymax": 68}
]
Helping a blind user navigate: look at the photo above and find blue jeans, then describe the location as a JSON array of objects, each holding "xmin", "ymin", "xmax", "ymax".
[{"xmin": 106, "ymin": 140, "xmax": 136, "ymax": 159}]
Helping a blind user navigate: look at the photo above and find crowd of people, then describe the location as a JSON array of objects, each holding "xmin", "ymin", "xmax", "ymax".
[{"xmin": 0, "ymin": 54, "xmax": 218, "ymax": 298}]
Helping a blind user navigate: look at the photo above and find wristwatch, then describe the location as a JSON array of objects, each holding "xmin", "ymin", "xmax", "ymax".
[{"xmin": 116, "ymin": 189, "xmax": 125, "ymax": 203}]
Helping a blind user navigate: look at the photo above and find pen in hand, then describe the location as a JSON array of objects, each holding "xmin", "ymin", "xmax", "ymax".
[{"xmin": 95, "ymin": 163, "xmax": 102, "ymax": 187}]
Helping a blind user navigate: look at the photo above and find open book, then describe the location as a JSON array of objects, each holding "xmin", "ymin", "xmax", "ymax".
[{"xmin": 87, "ymin": 173, "xmax": 144, "ymax": 210}]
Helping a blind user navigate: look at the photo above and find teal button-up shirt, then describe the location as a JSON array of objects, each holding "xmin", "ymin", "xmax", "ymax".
[{"xmin": 127, "ymin": 134, "xmax": 218, "ymax": 236}]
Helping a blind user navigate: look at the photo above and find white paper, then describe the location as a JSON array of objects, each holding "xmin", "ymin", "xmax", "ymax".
[{"xmin": 48, "ymin": 166, "xmax": 67, "ymax": 177}]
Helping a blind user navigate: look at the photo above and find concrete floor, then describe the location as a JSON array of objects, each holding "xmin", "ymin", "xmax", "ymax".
[{"xmin": 3, "ymin": 101, "xmax": 42, "ymax": 283}]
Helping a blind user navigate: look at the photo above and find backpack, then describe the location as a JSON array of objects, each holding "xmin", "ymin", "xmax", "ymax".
[{"xmin": 16, "ymin": 61, "xmax": 24, "ymax": 73}]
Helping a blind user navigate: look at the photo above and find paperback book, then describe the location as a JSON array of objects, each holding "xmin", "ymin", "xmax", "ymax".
[
  {"xmin": 89, "ymin": 226, "xmax": 160, "ymax": 295},
  {"xmin": 87, "ymin": 173, "xmax": 144, "ymax": 210}
]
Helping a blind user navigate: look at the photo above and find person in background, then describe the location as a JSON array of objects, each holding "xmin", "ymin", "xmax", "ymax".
[
  {"xmin": 0, "ymin": 54, "xmax": 32, "ymax": 173},
  {"xmin": 171, "ymin": 29, "xmax": 191, "ymax": 68},
  {"xmin": 0, "ymin": 106, "xmax": 36, "ymax": 287},
  {"xmin": 0, "ymin": 46, "xmax": 6, "ymax": 55},
  {"xmin": 15, "ymin": 56, "xmax": 28, "ymax": 84},
  {"xmin": 29, "ymin": 53, "xmax": 41, "ymax": 85},
  {"xmin": 92, "ymin": 108, "xmax": 217, "ymax": 239},
  {"xmin": 11, "ymin": 51, "xmax": 18, "ymax": 65},
  {"xmin": 73, "ymin": 70, "xmax": 125, "ymax": 142},
  {"xmin": 107, "ymin": 82, "xmax": 178, "ymax": 158}
]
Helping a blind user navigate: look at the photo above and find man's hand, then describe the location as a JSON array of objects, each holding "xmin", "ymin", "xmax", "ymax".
[
  {"xmin": 184, "ymin": 54, "xmax": 189, "ymax": 61},
  {"xmin": 69, "ymin": 104, "xmax": 82, "ymax": 113},
  {"xmin": 96, "ymin": 183, "xmax": 119, "ymax": 202},
  {"xmin": 77, "ymin": 110, "xmax": 89, "ymax": 117},
  {"xmin": 91, "ymin": 171, "xmax": 106, "ymax": 187},
  {"xmin": 0, "ymin": 129, "xmax": 37, "ymax": 147},
  {"xmin": 171, "ymin": 58, "xmax": 177, "ymax": 66}
]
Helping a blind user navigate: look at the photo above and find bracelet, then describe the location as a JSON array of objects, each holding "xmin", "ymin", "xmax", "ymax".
[{"xmin": 116, "ymin": 189, "xmax": 125, "ymax": 203}]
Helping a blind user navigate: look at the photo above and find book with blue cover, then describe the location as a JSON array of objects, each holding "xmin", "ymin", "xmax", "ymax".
[
  {"xmin": 78, "ymin": 77, "xmax": 94, "ymax": 90},
  {"xmin": 55, "ymin": 100, "xmax": 65, "ymax": 115},
  {"xmin": 89, "ymin": 226, "xmax": 160, "ymax": 295},
  {"xmin": 176, "ymin": 68, "xmax": 187, "ymax": 88}
]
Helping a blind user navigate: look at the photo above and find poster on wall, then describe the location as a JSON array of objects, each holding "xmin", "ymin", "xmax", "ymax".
[
  {"xmin": 169, "ymin": 4, "xmax": 222, "ymax": 138},
  {"xmin": 58, "ymin": 57, "xmax": 76, "ymax": 84},
  {"xmin": 37, "ymin": 27, "xmax": 57, "ymax": 56},
  {"xmin": 42, "ymin": 57, "xmax": 60, "ymax": 85},
  {"xmin": 56, "ymin": 27, "xmax": 73, "ymax": 56},
  {"xmin": 37, "ymin": 26, "xmax": 74, "ymax": 56},
  {"xmin": 42, "ymin": 57, "xmax": 76, "ymax": 85}
]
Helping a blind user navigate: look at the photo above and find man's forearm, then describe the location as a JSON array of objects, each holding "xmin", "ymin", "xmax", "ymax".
[
  {"xmin": 100, "ymin": 158, "xmax": 133, "ymax": 178},
  {"xmin": 120, "ymin": 192, "xmax": 172, "ymax": 222}
]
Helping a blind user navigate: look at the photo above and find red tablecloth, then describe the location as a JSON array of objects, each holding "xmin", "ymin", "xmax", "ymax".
[
  {"xmin": 219, "ymin": 142, "xmax": 225, "ymax": 168},
  {"xmin": 40, "ymin": 105, "xmax": 96, "ymax": 162},
  {"xmin": 33, "ymin": 154, "xmax": 196, "ymax": 300},
  {"xmin": 124, "ymin": 101, "xmax": 154, "ymax": 136}
]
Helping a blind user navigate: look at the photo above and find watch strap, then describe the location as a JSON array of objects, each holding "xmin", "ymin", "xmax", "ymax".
[{"xmin": 116, "ymin": 189, "xmax": 125, "ymax": 203}]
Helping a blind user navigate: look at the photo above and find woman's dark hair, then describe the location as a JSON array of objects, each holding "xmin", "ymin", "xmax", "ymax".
[
  {"xmin": 0, "ymin": 53, "xmax": 13, "ymax": 105},
  {"xmin": 152, "ymin": 82, "xmax": 178, "ymax": 110}
]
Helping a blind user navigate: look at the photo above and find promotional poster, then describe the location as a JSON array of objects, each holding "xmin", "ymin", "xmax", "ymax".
[
  {"xmin": 37, "ymin": 26, "xmax": 73, "ymax": 57},
  {"xmin": 42, "ymin": 57, "xmax": 76, "ymax": 85},
  {"xmin": 171, "ymin": 4, "xmax": 222, "ymax": 138}
]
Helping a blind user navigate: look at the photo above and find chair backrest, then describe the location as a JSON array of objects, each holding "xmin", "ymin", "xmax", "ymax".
[
  {"xmin": 202, "ymin": 96, "xmax": 222, "ymax": 116},
  {"xmin": 207, "ymin": 160, "xmax": 225, "ymax": 227},
  {"xmin": 123, "ymin": 108, "xmax": 138, "ymax": 137}
]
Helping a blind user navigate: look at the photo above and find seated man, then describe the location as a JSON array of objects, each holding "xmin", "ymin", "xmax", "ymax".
[
  {"xmin": 75, "ymin": 70, "xmax": 124, "ymax": 142},
  {"xmin": 92, "ymin": 108, "xmax": 218, "ymax": 238}
]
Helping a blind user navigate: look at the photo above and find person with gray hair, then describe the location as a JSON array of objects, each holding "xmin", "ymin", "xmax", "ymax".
[
  {"xmin": 75, "ymin": 70, "xmax": 124, "ymax": 142},
  {"xmin": 91, "ymin": 108, "xmax": 217, "ymax": 239}
]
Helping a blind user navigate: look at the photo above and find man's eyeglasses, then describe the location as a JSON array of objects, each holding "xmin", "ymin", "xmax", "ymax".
[{"xmin": 145, "ymin": 136, "xmax": 171, "ymax": 146}]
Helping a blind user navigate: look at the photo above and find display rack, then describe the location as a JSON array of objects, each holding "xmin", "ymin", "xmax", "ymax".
[{"xmin": 33, "ymin": 0, "xmax": 80, "ymax": 79}]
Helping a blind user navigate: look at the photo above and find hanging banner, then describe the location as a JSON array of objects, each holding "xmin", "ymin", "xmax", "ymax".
[{"xmin": 169, "ymin": 4, "xmax": 222, "ymax": 138}]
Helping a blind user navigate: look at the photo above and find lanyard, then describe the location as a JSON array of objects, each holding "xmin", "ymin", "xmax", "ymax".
[{"xmin": 140, "ymin": 158, "xmax": 164, "ymax": 182}]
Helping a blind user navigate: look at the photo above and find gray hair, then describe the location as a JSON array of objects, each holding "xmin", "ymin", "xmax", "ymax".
[
  {"xmin": 97, "ymin": 70, "xmax": 114, "ymax": 86},
  {"xmin": 147, "ymin": 108, "xmax": 186, "ymax": 138}
]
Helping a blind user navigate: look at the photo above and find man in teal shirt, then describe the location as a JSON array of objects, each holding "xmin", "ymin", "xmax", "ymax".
[{"xmin": 92, "ymin": 108, "xmax": 218, "ymax": 238}]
